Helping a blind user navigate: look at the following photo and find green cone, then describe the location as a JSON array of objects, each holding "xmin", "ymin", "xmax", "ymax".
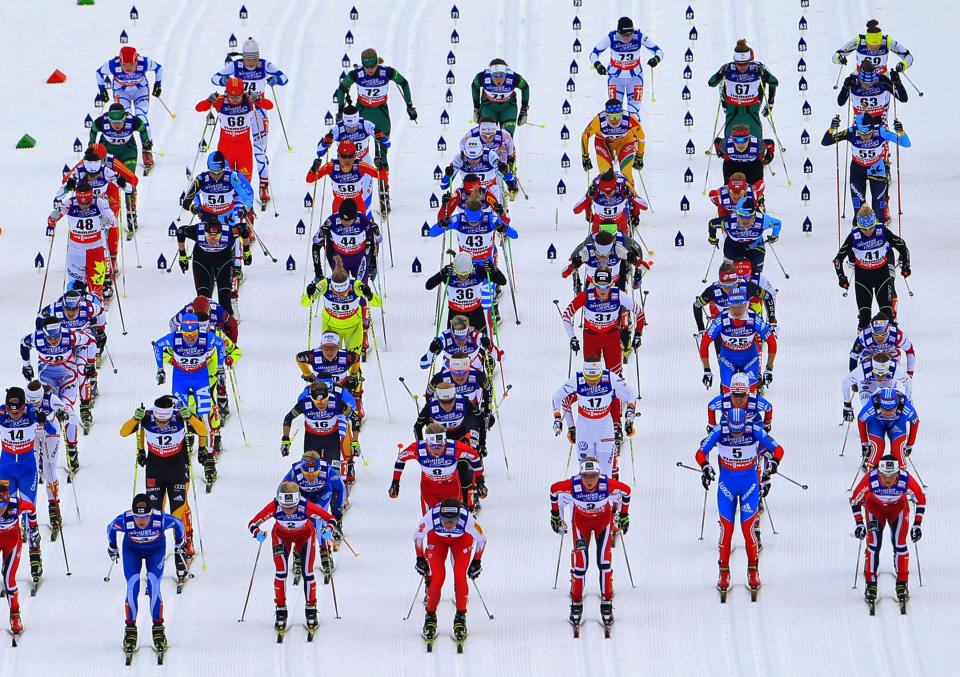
[{"xmin": 16, "ymin": 134, "xmax": 36, "ymax": 149}]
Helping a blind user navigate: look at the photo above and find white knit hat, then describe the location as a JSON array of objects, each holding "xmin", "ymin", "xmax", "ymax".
[{"xmin": 242, "ymin": 37, "xmax": 260, "ymax": 59}]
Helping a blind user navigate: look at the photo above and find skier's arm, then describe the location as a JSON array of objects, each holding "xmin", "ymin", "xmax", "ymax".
[
  {"xmin": 281, "ymin": 401, "xmax": 305, "ymax": 435},
  {"xmin": 464, "ymin": 515, "xmax": 486, "ymax": 558},
  {"xmin": 886, "ymin": 233, "xmax": 910, "ymax": 268},
  {"xmin": 514, "ymin": 72, "xmax": 531, "ymax": 108},
  {"xmin": 589, "ymin": 35, "xmax": 612, "ymax": 68},
  {"xmin": 263, "ymin": 60, "xmax": 289, "ymax": 86},
  {"xmin": 336, "ymin": 70, "xmax": 357, "ymax": 110},
  {"xmin": 387, "ymin": 67, "xmax": 413, "ymax": 105},
  {"xmin": 162, "ymin": 514, "xmax": 186, "ymax": 549},
  {"xmin": 561, "ymin": 294, "xmax": 586, "ymax": 339},
  {"xmin": 693, "ymin": 286, "xmax": 714, "ymax": 332}
]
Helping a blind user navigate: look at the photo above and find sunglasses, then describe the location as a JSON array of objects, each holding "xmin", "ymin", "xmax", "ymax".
[{"xmin": 732, "ymin": 135, "xmax": 749, "ymax": 143}]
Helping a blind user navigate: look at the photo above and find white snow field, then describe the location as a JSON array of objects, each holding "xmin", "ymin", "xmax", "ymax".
[{"xmin": 0, "ymin": 0, "xmax": 956, "ymax": 674}]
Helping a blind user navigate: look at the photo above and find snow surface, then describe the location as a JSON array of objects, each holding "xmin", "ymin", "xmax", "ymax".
[{"xmin": 0, "ymin": 0, "xmax": 957, "ymax": 674}]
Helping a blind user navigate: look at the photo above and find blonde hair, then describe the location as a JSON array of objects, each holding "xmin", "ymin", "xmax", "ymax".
[
  {"xmin": 332, "ymin": 255, "xmax": 348, "ymax": 284},
  {"xmin": 425, "ymin": 422, "xmax": 446, "ymax": 435},
  {"xmin": 857, "ymin": 204, "xmax": 874, "ymax": 218},
  {"xmin": 279, "ymin": 480, "xmax": 299, "ymax": 494}
]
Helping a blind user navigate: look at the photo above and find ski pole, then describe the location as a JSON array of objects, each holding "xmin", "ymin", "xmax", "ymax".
[
  {"xmin": 470, "ymin": 578, "xmax": 494, "ymax": 619},
  {"xmin": 648, "ymin": 65, "xmax": 655, "ymax": 103},
  {"xmin": 698, "ymin": 487, "xmax": 708, "ymax": 541},
  {"xmin": 125, "ymin": 204, "xmax": 142, "ymax": 269},
  {"xmin": 675, "ymin": 461, "xmax": 700, "ymax": 472},
  {"xmin": 833, "ymin": 62, "xmax": 845, "ymax": 90},
  {"xmin": 908, "ymin": 455, "xmax": 926, "ymax": 488},
  {"xmin": 59, "ymin": 522, "xmax": 72, "ymax": 575},
  {"xmin": 636, "ymin": 170, "xmax": 653, "ymax": 213},
  {"xmin": 835, "ymin": 138, "xmax": 842, "ymax": 247},
  {"xmin": 900, "ymin": 266, "xmax": 915, "ymax": 297},
  {"xmin": 269, "ymin": 84, "xmax": 293, "ymax": 151},
  {"xmin": 250, "ymin": 112, "xmax": 279, "ymax": 219},
  {"xmin": 238, "ymin": 540, "xmax": 263, "ymax": 622},
  {"xmin": 103, "ymin": 344, "xmax": 118, "ymax": 375},
  {"xmin": 182, "ymin": 115, "xmax": 219, "ymax": 222},
  {"xmin": 851, "ymin": 538, "xmax": 862, "ymax": 588},
  {"xmin": 402, "ymin": 576, "xmax": 424, "ymax": 621},
  {"xmin": 514, "ymin": 174, "xmax": 530, "ymax": 200},
  {"xmin": 701, "ymin": 245, "xmax": 717, "ymax": 283},
  {"xmin": 847, "ymin": 466, "xmax": 861, "ymax": 492},
  {"xmin": 326, "ymin": 543, "xmax": 342, "ymax": 619},
  {"xmin": 552, "ymin": 530, "xmax": 566, "ymax": 589},
  {"xmin": 491, "ymin": 388, "xmax": 511, "ymax": 480},
  {"xmin": 488, "ymin": 384, "xmax": 512, "ymax": 417},
  {"xmin": 188, "ymin": 461, "xmax": 208, "ymax": 570},
  {"xmin": 914, "ymin": 541, "xmax": 923, "ymax": 586},
  {"xmin": 154, "ymin": 95, "xmax": 176, "ymax": 119},
  {"xmin": 766, "ymin": 241, "xmax": 790, "ymax": 279},
  {"xmin": 369, "ymin": 315, "xmax": 393, "ymax": 423},
  {"xmin": 503, "ymin": 237, "xmax": 521, "ymax": 324},
  {"xmin": 761, "ymin": 496, "xmax": 778, "ymax": 535},
  {"xmin": 249, "ymin": 224, "xmax": 277, "ymax": 262},
  {"xmin": 227, "ymin": 365, "xmax": 249, "ymax": 446},
  {"xmin": 109, "ymin": 266, "xmax": 128, "ymax": 335},
  {"xmin": 842, "ymin": 101, "xmax": 851, "ymax": 218},
  {"xmin": 552, "ymin": 299, "xmax": 575, "ymax": 378},
  {"xmin": 765, "ymin": 102, "xmax": 786, "ymax": 153},
  {"xmin": 397, "ymin": 377, "xmax": 421, "ymax": 415},
  {"xmin": 701, "ymin": 98, "xmax": 723, "ymax": 194},
  {"xmin": 775, "ymin": 471, "xmax": 808, "ymax": 490},
  {"xmin": 37, "ymin": 232, "xmax": 56, "ymax": 311},
  {"xmin": 104, "ymin": 559, "xmax": 115, "ymax": 583},
  {"xmin": 839, "ymin": 420, "xmax": 851, "ymax": 456},
  {"xmin": 618, "ymin": 531, "xmax": 636, "ymax": 588},
  {"xmin": 629, "ymin": 437, "xmax": 637, "ymax": 485},
  {"xmin": 378, "ymin": 174, "xmax": 394, "ymax": 267},
  {"xmin": 900, "ymin": 71, "xmax": 923, "ymax": 97}
]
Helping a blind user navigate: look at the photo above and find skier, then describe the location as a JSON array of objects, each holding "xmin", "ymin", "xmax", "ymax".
[
  {"xmin": 337, "ymin": 48, "xmax": 417, "ymax": 211},
  {"xmin": 414, "ymin": 498, "xmax": 486, "ymax": 646},
  {"xmin": 0, "ymin": 387, "xmax": 57, "ymax": 586},
  {"xmin": 709, "ymin": 197, "xmax": 781, "ymax": 275},
  {"xmin": 108, "ymin": 493, "xmax": 185, "ymax": 658},
  {"xmin": 707, "ymin": 372, "xmax": 773, "ymax": 431},
  {"xmin": 248, "ymin": 482, "xmax": 336, "ymax": 636},
  {"xmin": 580, "ymin": 99, "xmax": 646, "ymax": 189},
  {"xmin": 552, "ymin": 357, "xmax": 637, "ymax": 478},
  {"xmin": 708, "ymin": 172, "xmax": 765, "ymax": 220},
  {"xmin": 708, "ymin": 39, "xmax": 778, "ymax": 138},
  {"xmin": 837, "ymin": 60, "xmax": 907, "ymax": 124},
  {"xmin": 169, "ymin": 294, "xmax": 238, "ymax": 346},
  {"xmin": 850, "ymin": 454, "xmax": 925, "ymax": 610},
  {"xmin": 48, "ymin": 180, "xmax": 118, "ymax": 301},
  {"xmin": 460, "ymin": 118, "xmax": 516, "ymax": 180},
  {"xmin": 414, "ymin": 383, "xmax": 488, "ymax": 459},
  {"xmin": 153, "ymin": 313, "xmax": 226, "ymax": 453},
  {"xmin": 429, "ymin": 192, "xmax": 517, "ymax": 266},
  {"xmin": 437, "ymin": 173, "xmax": 505, "ymax": 222},
  {"xmin": 90, "ymin": 103, "xmax": 153, "ymax": 230},
  {"xmin": 426, "ymin": 352, "xmax": 493, "ymax": 413},
  {"xmin": 310, "ymin": 199, "xmax": 380, "ymax": 284},
  {"xmin": 822, "ymin": 113, "xmax": 910, "ymax": 220},
  {"xmin": 590, "ymin": 16, "xmax": 662, "ymax": 118},
  {"xmin": 565, "ymin": 227, "xmax": 647, "ymax": 291},
  {"xmin": 302, "ymin": 256, "xmax": 381, "ymax": 359},
  {"xmin": 176, "ymin": 211, "xmax": 251, "ymax": 316},
  {"xmin": 550, "ymin": 457, "xmax": 631, "ymax": 629},
  {"xmin": 119, "ymin": 397, "xmax": 209, "ymax": 556},
  {"xmin": 471, "ymin": 58, "xmax": 531, "ymax": 136},
  {"xmin": 0, "ymin": 481, "xmax": 24, "ymax": 635},
  {"xmin": 833, "ymin": 204, "xmax": 910, "ymax": 329},
  {"xmin": 425, "ymin": 252, "xmax": 507, "ymax": 335},
  {"xmin": 857, "ymin": 388, "xmax": 919, "ymax": 469},
  {"xmin": 196, "ymin": 77, "xmax": 273, "ymax": 183},
  {"xmin": 842, "ymin": 352, "xmax": 910, "ymax": 419},
  {"xmin": 392, "ymin": 422, "xmax": 484, "ymax": 514},
  {"xmin": 211, "ymin": 37, "xmax": 289, "ymax": 205},
  {"xmin": 848, "ymin": 311, "xmax": 915, "ymax": 375},
  {"xmin": 694, "ymin": 261, "xmax": 776, "ymax": 333},
  {"xmin": 282, "ymin": 450, "xmax": 346, "ymax": 578},
  {"xmin": 181, "ymin": 150, "xmax": 255, "ymax": 223},
  {"xmin": 306, "ymin": 139, "xmax": 382, "ymax": 216},
  {"xmin": 422, "ymin": 315, "xmax": 493, "ymax": 374},
  {"xmin": 699, "ymin": 290, "xmax": 777, "ymax": 390},
  {"xmin": 296, "ymin": 332, "xmax": 364, "ymax": 417},
  {"xmin": 697, "ymin": 407, "xmax": 785, "ymax": 600},
  {"xmin": 281, "ymin": 381, "xmax": 354, "ymax": 482},
  {"xmin": 316, "ymin": 104, "xmax": 389, "ymax": 166},
  {"xmin": 24, "ymin": 381, "xmax": 66, "ymax": 534},
  {"xmin": 712, "ymin": 125, "xmax": 774, "ymax": 185},
  {"xmin": 20, "ymin": 317, "xmax": 87, "ymax": 472},
  {"xmin": 96, "ymin": 46, "xmax": 163, "ymax": 134},
  {"xmin": 573, "ymin": 170, "xmax": 648, "ymax": 235},
  {"xmin": 833, "ymin": 20, "xmax": 914, "ymax": 75},
  {"xmin": 561, "ymin": 266, "xmax": 644, "ymax": 377},
  {"xmin": 440, "ymin": 137, "xmax": 516, "ymax": 204}
]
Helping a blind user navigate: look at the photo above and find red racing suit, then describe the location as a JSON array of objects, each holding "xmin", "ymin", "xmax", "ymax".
[
  {"xmin": 414, "ymin": 505, "xmax": 486, "ymax": 613},
  {"xmin": 394, "ymin": 439, "xmax": 482, "ymax": 514}
]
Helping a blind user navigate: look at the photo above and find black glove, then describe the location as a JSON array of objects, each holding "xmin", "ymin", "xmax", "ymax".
[
  {"xmin": 616, "ymin": 512, "xmax": 630, "ymax": 534},
  {"xmin": 830, "ymin": 114, "xmax": 841, "ymax": 130},
  {"xmin": 647, "ymin": 56, "xmax": 661, "ymax": 68},
  {"xmin": 702, "ymin": 368, "xmax": 713, "ymax": 389},
  {"xmin": 388, "ymin": 479, "xmax": 400, "ymax": 498},
  {"xmin": 438, "ymin": 216, "xmax": 451, "ymax": 230},
  {"xmin": 479, "ymin": 335, "xmax": 491, "ymax": 349},
  {"xmin": 701, "ymin": 465, "xmax": 716, "ymax": 490},
  {"xmin": 35, "ymin": 410, "xmax": 47, "ymax": 425},
  {"xmin": 632, "ymin": 332, "xmax": 642, "ymax": 350},
  {"xmin": 137, "ymin": 449, "xmax": 147, "ymax": 467},
  {"xmin": 156, "ymin": 368, "xmax": 166, "ymax": 385},
  {"xmin": 594, "ymin": 62, "xmax": 607, "ymax": 76},
  {"xmin": 767, "ymin": 457, "xmax": 780, "ymax": 475},
  {"xmin": 415, "ymin": 556, "xmax": 430, "ymax": 576},
  {"xmin": 901, "ymin": 263, "xmax": 911, "ymax": 278},
  {"xmin": 473, "ymin": 106, "xmax": 480, "ymax": 121},
  {"xmin": 763, "ymin": 366, "xmax": 774, "ymax": 387},
  {"xmin": 428, "ymin": 337, "xmax": 443, "ymax": 354},
  {"xmin": 188, "ymin": 202, "xmax": 202, "ymax": 215},
  {"xmin": 142, "ymin": 139, "xmax": 153, "ymax": 152},
  {"xmin": 517, "ymin": 105, "xmax": 528, "ymax": 127},
  {"xmin": 476, "ymin": 475, "xmax": 488, "ymax": 498},
  {"xmin": 152, "ymin": 82, "xmax": 162, "ymax": 97},
  {"xmin": 360, "ymin": 282, "xmax": 374, "ymax": 299},
  {"xmin": 22, "ymin": 365, "xmax": 34, "ymax": 381},
  {"xmin": 97, "ymin": 89, "xmax": 110, "ymax": 103},
  {"xmin": 910, "ymin": 524, "xmax": 922, "ymax": 542},
  {"xmin": 842, "ymin": 403, "xmax": 854, "ymax": 422},
  {"xmin": 178, "ymin": 252, "xmax": 190, "ymax": 273},
  {"xmin": 620, "ymin": 328, "xmax": 631, "ymax": 349},
  {"xmin": 569, "ymin": 337, "xmax": 580, "ymax": 353},
  {"xmin": 843, "ymin": 74, "xmax": 857, "ymax": 90},
  {"xmin": 582, "ymin": 156, "xmax": 593, "ymax": 171},
  {"xmin": 64, "ymin": 178, "xmax": 77, "ymax": 192},
  {"xmin": 893, "ymin": 120, "xmax": 904, "ymax": 134},
  {"xmin": 835, "ymin": 52, "xmax": 848, "ymax": 66},
  {"xmin": 442, "ymin": 263, "xmax": 454, "ymax": 278},
  {"xmin": 406, "ymin": 102, "xmax": 418, "ymax": 121},
  {"xmin": 467, "ymin": 558, "xmax": 482, "ymax": 579},
  {"xmin": 206, "ymin": 93, "xmax": 217, "ymax": 105},
  {"xmin": 550, "ymin": 510, "xmax": 566, "ymax": 534},
  {"xmin": 566, "ymin": 425, "xmax": 576, "ymax": 444},
  {"xmin": 854, "ymin": 524, "xmax": 866, "ymax": 540},
  {"xmin": 838, "ymin": 273, "xmax": 849, "ymax": 290},
  {"xmin": 108, "ymin": 545, "xmax": 119, "ymax": 562},
  {"xmin": 310, "ymin": 158, "xmax": 323, "ymax": 174},
  {"xmin": 280, "ymin": 435, "xmax": 291, "ymax": 457},
  {"xmin": 895, "ymin": 61, "xmax": 906, "ymax": 73},
  {"xmin": 305, "ymin": 282, "xmax": 318, "ymax": 299},
  {"xmin": 95, "ymin": 329, "xmax": 107, "ymax": 351}
]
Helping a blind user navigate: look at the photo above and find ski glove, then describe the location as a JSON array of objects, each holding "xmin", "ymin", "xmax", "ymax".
[
  {"xmin": 429, "ymin": 337, "xmax": 443, "ymax": 354},
  {"xmin": 765, "ymin": 235, "xmax": 779, "ymax": 244},
  {"xmin": 566, "ymin": 425, "xmax": 576, "ymax": 444},
  {"xmin": 108, "ymin": 546, "xmax": 119, "ymax": 562},
  {"xmin": 133, "ymin": 406, "xmax": 146, "ymax": 420},
  {"xmin": 152, "ymin": 82, "xmax": 162, "ymax": 97},
  {"xmin": 702, "ymin": 368, "xmax": 713, "ymax": 389},
  {"xmin": 593, "ymin": 62, "xmax": 607, "ymax": 75},
  {"xmin": 179, "ymin": 405, "xmax": 193, "ymax": 420},
  {"xmin": 415, "ymin": 556, "xmax": 430, "ymax": 577},
  {"xmin": 467, "ymin": 558, "xmax": 482, "ymax": 579},
  {"xmin": 838, "ymin": 273, "xmax": 850, "ymax": 290},
  {"xmin": 518, "ymin": 105, "xmax": 528, "ymax": 127},
  {"xmin": 830, "ymin": 115, "xmax": 841, "ymax": 130},
  {"xmin": 911, "ymin": 524, "xmax": 922, "ymax": 542},
  {"xmin": 280, "ymin": 435, "xmax": 291, "ymax": 456},
  {"xmin": 903, "ymin": 444, "xmax": 913, "ymax": 457},
  {"xmin": 310, "ymin": 158, "xmax": 323, "ymax": 174},
  {"xmin": 473, "ymin": 106, "xmax": 480, "ymax": 122},
  {"xmin": 387, "ymin": 479, "xmax": 400, "ymax": 498},
  {"xmin": 178, "ymin": 252, "xmax": 190, "ymax": 273},
  {"xmin": 834, "ymin": 52, "xmax": 848, "ymax": 66},
  {"xmin": 854, "ymin": 524, "xmax": 866, "ymax": 540},
  {"xmin": 156, "ymin": 369, "xmax": 166, "ymax": 385},
  {"xmin": 631, "ymin": 332, "xmax": 642, "ymax": 350},
  {"xmin": 893, "ymin": 120, "xmax": 904, "ymax": 134},
  {"xmin": 762, "ymin": 366, "xmax": 774, "ymax": 387},
  {"xmin": 647, "ymin": 56, "xmax": 661, "ymax": 68},
  {"xmin": 22, "ymin": 366, "xmax": 34, "ymax": 381},
  {"xmin": 767, "ymin": 457, "xmax": 780, "ymax": 475},
  {"xmin": 137, "ymin": 449, "xmax": 146, "ymax": 467},
  {"xmin": 582, "ymin": 156, "xmax": 593, "ymax": 171},
  {"xmin": 476, "ymin": 475, "xmax": 488, "ymax": 498},
  {"xmin": 97, "ymin": 89, "xmax": 110, "ymax": 103},
  {"xmin": 254, "ymin": 530, "xmax": 267, "ymax": 543},
  {"xmin": 762, "ymin": 103, "xmax": 773, "ymax": 118},
  {"xmin": 552, "ymin": 415, "xmax": 563, "ymax": 436},
  {"xmin": 406, "ymin": 102, "xmax": 418, "ymax": 121},
  {"xmin": 617, "ymin": 513, "xmax": 630, "ymax": 534},
  {"xmin": 701, "ymin": 465, "xmax": 716, "ymax": 490},
  {"xmin": 550, "ymin": 511, "xmax": 566, "ymax": 534},
  {"xmin": 842, "ymin": 403, "xmax": 854, "ymax": 422},
  {"xmin": 569, "ymin": 337, "xmax": 580, "ymax": 353}
]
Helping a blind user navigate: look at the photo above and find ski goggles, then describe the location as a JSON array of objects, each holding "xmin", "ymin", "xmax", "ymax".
[
  {"xmin": 489, "ymin": 66, "xmax": 508, "ymax": 77},
  {"xmin": 731, "ymin": 134, "xmax": 750, "ymax": 144},
  {"xmin": 857, "ymin": 214, "xmax": 877, "ymax": 229},
  {"xmin": 277, "ymin": 490, "xmax": 300, "ymax": 508}
]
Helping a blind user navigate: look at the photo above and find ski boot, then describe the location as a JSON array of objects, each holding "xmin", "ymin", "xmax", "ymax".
[
  {"xmin": 569, "ymin": 601, "xmax": 583, "ymax": 628},
  {"xmin": 184, "ymin": 536, "xmax": 196, "ymax": 560},
  {"xmin": 204, "ymin": 459, "xmax": 217, "ymax": 489},
  {"xmin": 66, "ymin": 443, "xmax": 79, "ymax": 474},
  {"xmin": 896, "ymin": 579, "xmax": 909, "ymax": 613},
  {"xmin": 274, "ymin": 605, "xmax": 288, "ymax": 632},
  {"xmin": 217, "ymin": 386, "xmax": 230, "ymax": 420},
  {"xmin": 152, "ymin": 622, "xmax": 167, "ymax": 650},
  {"xmin": 9, "ymin": 609, "xmax": 22, "ymax": 635},
  {"xmin": 103, "ymin": 276, "xmax": 114, "ymax": 301},
  {"xmin": 422, "ymin": 611, "xmax": 437, "ymax": 640},
  {"xmin": 259, "ymin": 181, "xmax": 271, "ymax": 207},
  {"xmin": 747, "ymin": 564, "xmax": 761, "ymax": 601},
  {"xmin": 717, "ymin": 565, "xmax": 731, "ymax": 602},
  {"xmin": 48, "ymin": 500, "xmax": 62, "ymax": 540},
  {"xmin": 243, "ymin": 246, "xmax": 253, "ymax": 266},
  {"xmin": 319, "ymin": 547, "xmax": 333, "ymax": 583},
  {"xmin": 344, "ymin": 459, "xmax": 356, "ymax": 486},
  {"xmin": 212, "ymin": 433, "xmax": 223, "ymax": 456},
  {"xmin": 80, "ymin": 401, "xmax": 93, "ymax": 434},
  {"xmin": 865, "ymin": 581, "xmax": 878, "ymax": 603},
  {"xmin": 600, "ymin": 600, "xmax": 614, "ymax": 635},
  {"xmin": 305, "ymin": 604, "xmax": 318, "ymax": 631},
  {"xmin": 379, "ymin": 188, "xmax": 390, "ymax": 215},
  {"xmin": 453, "ymin": 610, "xmax": 467, "ymax": 640},
  {"xmin": 29, "ymin": 546, "xmax": 43, "ymax": 579},
  {"xmin": 125, "ymin": 212, "xmax": 138, "ymax": 240},
  {"xmin": 142, "ymin": 150, "xmax": 155, "ymax": 175},
  {"xmin": 123, "ymin": 623, "xmax": 137, "ymax": 654}
]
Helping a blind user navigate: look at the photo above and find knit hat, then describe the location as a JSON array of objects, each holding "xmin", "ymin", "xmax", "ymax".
[{"xmin": 242, "ymin": 37, "xmax": 259, "ymax": 59}]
